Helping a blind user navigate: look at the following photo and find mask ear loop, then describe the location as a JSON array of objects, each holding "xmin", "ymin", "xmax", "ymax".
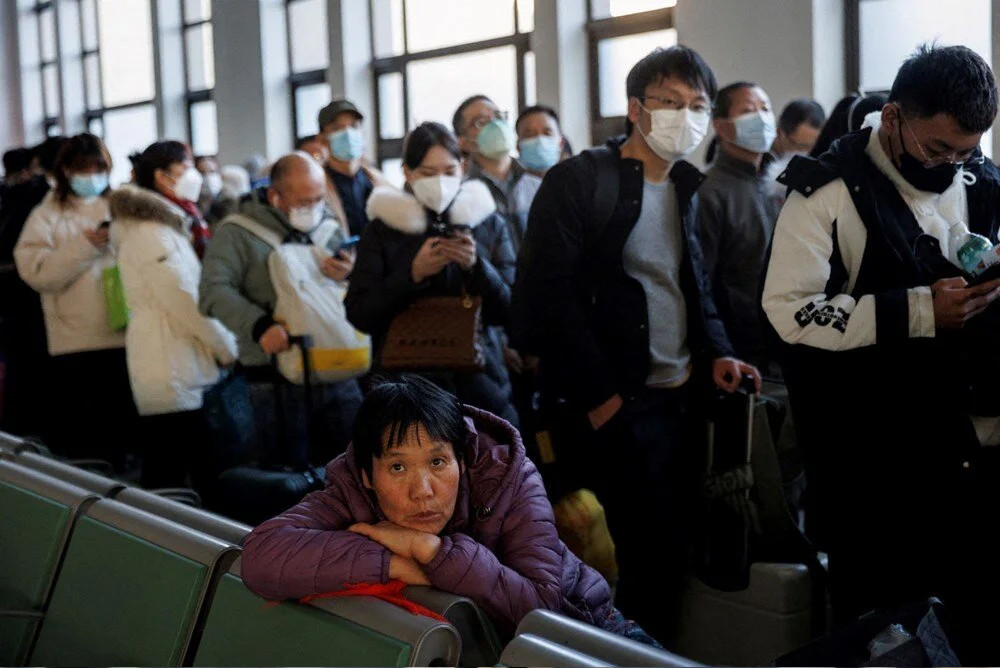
[{"xmin": 846, "ymin": 93, "xmax": 864, "ymax": 132}]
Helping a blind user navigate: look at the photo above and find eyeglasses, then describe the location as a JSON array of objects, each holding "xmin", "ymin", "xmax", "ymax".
[
  {"xmin": 467, "ymin": 110, "xmax": 509, "ymax": 131},
  {"xmin": 641, "ymin": 95, "xmax": 712, "ymax": 115},
  {"xmin": 900, "ymin": 109, "xmax": 985, "ymax": 168}
]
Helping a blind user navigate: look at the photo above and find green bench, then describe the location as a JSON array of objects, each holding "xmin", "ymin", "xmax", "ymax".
[
  {"xmin": 28, "ymin": 499, "xmax": 238, "ymax": 666},
  {"xmin": 111, "ymin": 486, "xmax": 251, "ymax": 546},
  {"xmin": 14, "ymin": 451, "xmax": 125, "ymax": 497},
  {"xmin": 0, "ymin": 460, "xmax": 98, "ymax": 665},
  {"xmin": 192, "ymin": 557, "xmax": 461, "ymax": 666}
]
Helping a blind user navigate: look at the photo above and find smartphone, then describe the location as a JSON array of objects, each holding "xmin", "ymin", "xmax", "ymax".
[{"xmin": 338, "ymin": 235, "xmax": 361, "ymax": 252}]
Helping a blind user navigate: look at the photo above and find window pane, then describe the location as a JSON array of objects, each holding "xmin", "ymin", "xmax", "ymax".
[
  {"xmin": 372, "ymin": 0, "xmax": 405, "ymax": 58},
  {"xmin": 46, "ymin": 123, "xmax": 64, "ymax": 137},
  {"xmin": 43, "ymin": 63, "xmax": 60, "ymax": 118},
  {"xmin": 591, "ymin": 0, "xmax": 676, "ymax": 19},
  {"xmin": 295, "ymin": 82, "xmax": 332, "ymax": 139},
  {"xmin": 190, "ymin": 100, "xmax": 219, "ymax": 156},
  {"xmin": 524, "ymin": 51, "xmax": 536, "ymax": 107},
  {"xmin": 598, "ymin": 29, "xmax": 676, "ymax": 117},
  {"xmin": 81, "ymin": 0, "xmax": 99, "ymax": 51},
  {"xmin": 405, "ymin": 0, "xmax": 515, "ymax": 52},
  {"xmin": 84, "ymin": 53, "xmax": 101, "ymax": 110},
  {"xmin": 407, "ymin": 46, "xmax": 517, "ymax": 128},
  {"xmin": 517, "ymin": 0, "xmax": 534, "ymax": 32},
  {"xmin": 289, "ymin": 0, "xmax": 329, "ymax": 72},
  {"xmin": 381, "ymin": 159, "xmax": 405, "ymax": 188},
  {"xmin": 378, "ymin": 72, "xmax": 405, "ymax": 139},
  {"xmin": 104, "ymin": 104, "xmax": 158, "ymax": 185},
  {"xmin": 97, "ymin": 0, "xmax": 156, "ymax": 106},
  {"xmin": 88, "ymin": 116, "xmax": 104, "ymax": 138},
  {"xmin": 184, "ymin": 0, "xmax": 211, "ymax": 23},
  {"xmin": 860, "ymin": 0, "xmax": 991, "ymax": 91},
  {"xmin": 185, "ymin": 23, "xmax": 215, "ymax": 90},
  {"xmin": 40, "ymin": 6, "xmax": 56, "ymax": 62}
]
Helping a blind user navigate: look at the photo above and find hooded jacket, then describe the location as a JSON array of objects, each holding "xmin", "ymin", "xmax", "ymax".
[
  {"xmin": 13, "ymin": 189, "xmax": 124, "ymax": 356},
  {"xmin": 241, "ymin": 405, "xmax": 614, "ymax": 637},
  {"xmin": 109, "ymin": 186, "xmax": 237, "ymax": 416},
  {"xmin": 344, "ymin": 180, "xmax": 516, "ymax": 420}
]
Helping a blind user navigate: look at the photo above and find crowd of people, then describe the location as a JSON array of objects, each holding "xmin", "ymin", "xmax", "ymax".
[{"xmin": 2, "ymin": 40, "xmax": 999, "ymax": 662}]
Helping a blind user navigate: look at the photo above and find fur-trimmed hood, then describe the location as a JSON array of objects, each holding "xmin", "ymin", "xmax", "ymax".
[
  {"xmin": 109, "ymin": 185, "xmax": 188, "ymax": 233},
  {"xmin": 364, "ymin": 178, "xmax": 497, "ymax": 235}
]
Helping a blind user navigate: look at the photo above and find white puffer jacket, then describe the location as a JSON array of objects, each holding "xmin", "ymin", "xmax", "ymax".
[
  {"xmin": 110, "ymin": 186, "xmax": 238, "ymax": 416},
  {"xmin": 14, "ymin": 189, "xmax": 124, "ymax": 356}
]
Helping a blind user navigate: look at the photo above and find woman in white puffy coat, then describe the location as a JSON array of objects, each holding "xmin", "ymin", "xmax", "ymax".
[
  {"xmin": 14, "ymin": 133, "xmax": 139, "ymax": 466},
  {"xmin": 109, "ymin": 184, "xmax": 238, "ymax": 490}
]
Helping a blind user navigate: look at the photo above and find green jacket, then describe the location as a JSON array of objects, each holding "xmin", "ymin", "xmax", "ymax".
[{"xmin": 198, "ymin": 198, "xmax": 293, "ymax": 368}]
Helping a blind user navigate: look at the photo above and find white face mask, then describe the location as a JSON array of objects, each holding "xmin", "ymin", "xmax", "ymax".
[
  {"xmin": 173, "ymin": 167, "xmax": 204, "ymax": 202},
  {"xmin": 287, "ymin": 202, "xmax": 325, "ymax": 232},
  {"xmin": 204, "ymin": 172, "xmax": 223, "ymax": 197},
  {"xmin": 411, "ymin": 174, "xmax": 463, "ymax": 214},
  {"xmin": 728, "ymin": 109, "xmax": 778, "ymax": 153},
  {"xmin": 637, "ymin": 105, "xmax": 710, "ymax": 162}
]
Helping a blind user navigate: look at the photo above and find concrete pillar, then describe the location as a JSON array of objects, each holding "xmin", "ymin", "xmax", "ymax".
[{"xmin": 531, "ymin": 0, "xmax": 590, "ymax": 151}]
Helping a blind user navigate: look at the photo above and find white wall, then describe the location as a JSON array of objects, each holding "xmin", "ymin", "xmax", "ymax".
[{"xmin": 0, "ymin": 0, "xmax": 26, "ymax": 152}]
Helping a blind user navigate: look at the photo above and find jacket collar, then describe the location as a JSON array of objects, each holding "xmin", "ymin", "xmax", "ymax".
[
  {"xmin": 713, "ymin": 147, "xmax": 761, "ymax": 179},
  {"xmin": 364, "ymin": 179, "xmax": 497, "ymax": 235},
  {"xmin": 108, "ymin": 185, "xmax": 188, "ymax": 233},
  {"xmin": 604, "ymin": 134, "xmax": 706, "ymax": 201}
]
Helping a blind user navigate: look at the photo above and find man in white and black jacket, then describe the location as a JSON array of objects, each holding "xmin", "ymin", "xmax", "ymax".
[
  {"xmin": 763, "ymin": 45, "xmax": 1000, "ymax": 662},
  {"xmin": 514, "ymin": 45, "xmax": 760, "ymax": 646}
]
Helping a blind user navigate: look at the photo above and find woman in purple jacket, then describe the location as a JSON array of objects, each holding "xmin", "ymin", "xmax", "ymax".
[{"xmin": 242, "ymin": 375, "xmax": 655, "ymax": 643}]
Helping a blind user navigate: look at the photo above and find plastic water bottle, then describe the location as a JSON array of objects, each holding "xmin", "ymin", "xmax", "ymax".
[
  {"xmin": 868, "ymin": 623, "xmax": 914, "ymax": 660},
  {"xmin": 950, "ymin": 223, "xmax": 994, "ymax": 274}
]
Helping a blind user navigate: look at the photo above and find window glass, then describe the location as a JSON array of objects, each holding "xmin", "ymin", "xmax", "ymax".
[
  {"xmin": 185, "ymin": 23, "xmax": 215, "ymax": 90},
  {"xmin": 39, "ymin": 6, "xmax": 57, "ymax": 62},
  {"xmin": 184, "ymin": 0, "xmax": 211, "ymax": 22},
  {"xmin": 405, "ymin": 0, "xmax": 515, "ymax": 52},
  {"xmin": 97, "ymin": 0, "xmax": 155, "ymax": 106},
  {"xmin": 84, "ymin": 52, "xmax": 101, "ymax": 110},
  {"xmin": 381, "ymin": 158, "xmax": 405, "ymax": 188},
  {"xmin": 378, "ymin": 72, "xmax": 405, "ymax": 139},
  {"xmin": 103, "ymin": 104, "xmax": 158, "ymax": 185},
  {"xmin": 288, "ymin": 0, "xmax": 329, "ymax": 72},
  {"xmin": 407, "ymin": 46, "xmax": 517, "ymax": 129},
  {"xmin": 372, "ymin": 0, "xmax": 405, "ymax": 57},
  {"xmin": 295, "ymin": 82, "xmax": 332, "ymax": 139},
  {"xmin": 190, "ymin": 100, "xmax": 219, "ymax": 156},
  {"xmin": 590, "ymin": 0, "xmax": 676, "ymax": 20},
  {"xmin": 43, "ymin": 63, "xmax": 60, "ymax": 118},
  {"xmin": 81, "ymin": 0, "xmax": 99, "ymax": 51},
  {"xmin": 597, "ymin": 28, "xmax": 677, "ymax": 117}
]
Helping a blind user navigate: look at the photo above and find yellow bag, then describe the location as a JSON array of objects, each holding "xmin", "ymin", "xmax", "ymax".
[{"xmin": 553, "ymin": 488, "xmax": 618, "ymax": 583}]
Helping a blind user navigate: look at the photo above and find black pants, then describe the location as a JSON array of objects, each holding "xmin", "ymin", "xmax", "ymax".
[
  {"xmin": 245, "ymin": 365, "xmax": 364, "ymax": 468},
  {"xmin": 584, "ymin": 385, "xmax": 697, "ymax": 648},
  {"xmin": 49, "ymin": 348, "xmax": 140, "ymax": 471},
  {"xmin": 138, "ymin": 408, "xmax": 214, "ymax": 491}
]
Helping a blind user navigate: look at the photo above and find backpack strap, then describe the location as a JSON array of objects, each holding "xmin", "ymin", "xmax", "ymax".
[{"xmin": 222, "ymin": 214, "xmax": 284, "ymax": 250}]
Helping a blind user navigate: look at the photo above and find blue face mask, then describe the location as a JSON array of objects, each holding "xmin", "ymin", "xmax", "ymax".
[
  {"xmin": 729, "ymin": 110, "xmax": 777, "ymax": 153},
  {"xmin": 328, "ymin": 127, "xmax": 365, "ymax": 161},
  {"xmin": 476, "ymin": 119, "xmax": 516, "ymax": 159},
  {"xmin": 518, "ymin": 135, "xmax": 562, "ymax": 172},
  {"xmin": 70, "ymin": 172, "xmax": 109, "ymax": 198}
]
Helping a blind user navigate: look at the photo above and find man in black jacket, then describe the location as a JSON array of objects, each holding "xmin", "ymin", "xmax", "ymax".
[
  {"xmin": 763, "ymin": 45, "xmax": 1000, "ymax": 663},
  {"xmin": 514, "ymin": 45, "xmax": 760, "ymax": 645}
]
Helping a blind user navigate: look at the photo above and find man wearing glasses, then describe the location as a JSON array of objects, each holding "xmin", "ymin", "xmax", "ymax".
[
  {"xmin": 763, "ymin": 45, "xmax": 1000, "ymax": 662},
  {"xmin": 453, "ymin": 95, "xmax": 538, "ymax": 255},
  {"xmin": 514, "ymin": 45, "xmax": 760, "ymax": 646}
]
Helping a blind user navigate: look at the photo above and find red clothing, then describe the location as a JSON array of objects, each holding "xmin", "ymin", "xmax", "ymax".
[{"xmin": 162, "ymin": 190, "xmax": 211, "ymax": 259}]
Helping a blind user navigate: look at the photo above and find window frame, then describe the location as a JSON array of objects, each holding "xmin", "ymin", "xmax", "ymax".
[
  {"xmin": 368, "ymin": 0, "xmax": 533, "ymax": 166},
  {"xmin": 82, "ymin": 0, "xmax": 159, "ymax": 140},
  {"xmin": 285, "ymin": 0, "xmax": 330, "ymax": 143},
  {"xmin": 586, "ymin": 3, "xmax": 675, "ymax": 144},
  {"xmin": 36, "ymin": 0, "xmax": 61, "ymax": 135},
  {"xmin": 181, "ymin": 0, "xmax": 216, "ymax": 154}
]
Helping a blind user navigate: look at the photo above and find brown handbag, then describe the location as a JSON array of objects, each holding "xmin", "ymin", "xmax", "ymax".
[{"xmin": 381, "ymin": 293, "xmax": 487, "ymax": 373}]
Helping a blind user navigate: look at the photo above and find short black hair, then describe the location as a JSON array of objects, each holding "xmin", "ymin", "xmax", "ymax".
[
  {"xmin": 34, "ymin": 136, "xmax": 68, "ymax": 174},
  {"xmin": 452, "ymin": 94, "xmax": 493, "ymax": 136},
  {"xmin": 3, "ymin": 148, "xmax": 33, "ymax": 175},
  {"xmin": 778, "ymin": 98, "xmax": 826, "ymax": 134},
  {"xmin": 352, "ymin": 375, "xmax": 466, "ymax": 479},
  {"xmin": 402, "ymin": 121, "xmax": 462, "ymax": 170},
  {"xmin": 712, "ymin": 81, "xmax": 758, "ymax": 120},
  {"xmin": 515, "ymin": 105, "xmax": 561, "ymax": 134},
  {"xmin": 889, "ymin": 44, "xmax": 998, "ymax": 133},
  {"xmin": 294, "ymin": 135, "xmax": 317, "ymax": 150},
  {"xmin": 135, "ymin": 140, "xmax": 191, "ymax": 190},
  {"xmin": 625, "ymin": 45, "xmax": 717, "ymax": 135}
]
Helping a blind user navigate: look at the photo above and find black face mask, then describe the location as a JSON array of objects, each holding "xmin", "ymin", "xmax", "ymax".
[{"xmin": 893, "ymin": 120, "xmax": 959, "ymax": 194}]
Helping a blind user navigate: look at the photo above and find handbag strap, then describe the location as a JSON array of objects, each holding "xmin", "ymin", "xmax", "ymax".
[{"xmin": 223, "ymin": 214, "xmax": 284, "ymax": 250}]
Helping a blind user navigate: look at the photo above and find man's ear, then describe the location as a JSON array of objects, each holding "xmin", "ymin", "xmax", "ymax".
[
  {"xmin": 361, "ymin": 469, "xmax": 373, "ymax": 490},
  {"xmin": 266, "ymin": 186, "xmax": 281, "ymax": 209},
  {"xmin": 627, "ymin": 96, "xmax": 642, "ymax": 129},
  {"xmin": 881, "ymin": 103, "xmax": 900, "ymax": 136}
]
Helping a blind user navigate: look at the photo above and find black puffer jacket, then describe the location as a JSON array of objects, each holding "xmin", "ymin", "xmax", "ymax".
[{"xmin": 345, "ymin": 180, "xmax": 517, "ymax": 424}]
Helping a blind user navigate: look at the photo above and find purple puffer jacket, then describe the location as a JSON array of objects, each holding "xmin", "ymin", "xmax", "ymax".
[{"xmin": 241, "ymin": 405, "xmax": 615, "ymax": 635}]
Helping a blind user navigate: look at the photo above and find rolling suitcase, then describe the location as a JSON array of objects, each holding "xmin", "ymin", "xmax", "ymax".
[{"xmin": 209, "ymin": 336, "xmax": 327, "ymax": 526}]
